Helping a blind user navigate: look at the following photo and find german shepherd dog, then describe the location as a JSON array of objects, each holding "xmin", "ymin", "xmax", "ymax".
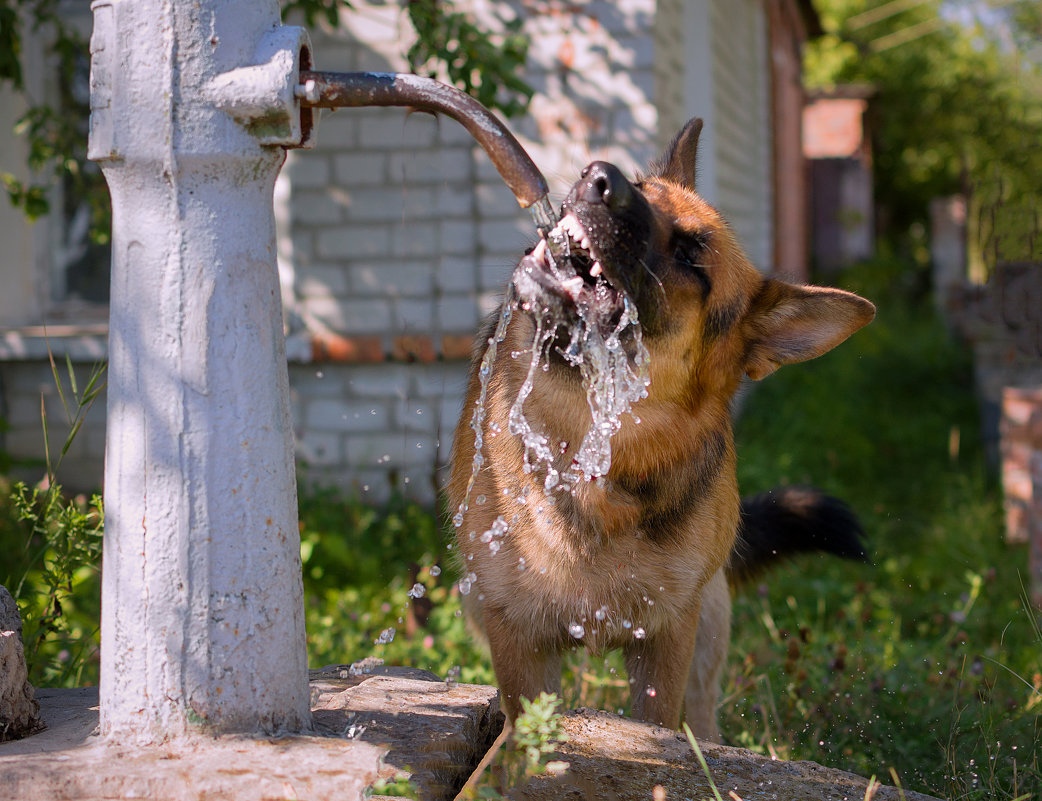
[{"xmin": 448, "ymin": 118, "xmax": 875, "ymax": 741}]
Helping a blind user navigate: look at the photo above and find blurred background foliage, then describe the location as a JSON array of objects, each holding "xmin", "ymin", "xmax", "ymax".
[{"xmin": 805, "ymin": 0, "xmax": 1042, "ymax": 276}]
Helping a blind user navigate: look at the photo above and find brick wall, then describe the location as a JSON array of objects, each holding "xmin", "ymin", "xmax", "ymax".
[
  {"xmin": 709, "ymin": 0, "xmax": 773, "ymax": 272},
  {"xmin": 0, "ymin": 0, "xmax": 789, "ymax": 508},
  {"xmin": 279, "ymin": 0, "xmax": 666, "ymax": 505}
]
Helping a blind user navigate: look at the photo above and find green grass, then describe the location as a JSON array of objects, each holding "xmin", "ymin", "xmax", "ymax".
[
  {"xmin": 6, "ymin": 259, "xmax": 1038, "ymax": 799},
  {"xmin": 720, "ymin": 260, "xmax": 1041, "ymax": 799}
]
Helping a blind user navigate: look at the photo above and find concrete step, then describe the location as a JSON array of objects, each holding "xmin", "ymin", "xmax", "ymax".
[{"xmin": 0, "ymin": 667, "xmax": 940, "ymax": 801}]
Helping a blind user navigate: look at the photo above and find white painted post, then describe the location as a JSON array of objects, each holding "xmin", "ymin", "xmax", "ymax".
[{"xmin": 88, "ymin": 0, "xmax": 313, "ymax": 741}]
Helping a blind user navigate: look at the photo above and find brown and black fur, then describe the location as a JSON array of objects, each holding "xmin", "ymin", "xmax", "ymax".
[{"xmin": 448, "ymin": 118, "xmax": 875, "ymax": 740}]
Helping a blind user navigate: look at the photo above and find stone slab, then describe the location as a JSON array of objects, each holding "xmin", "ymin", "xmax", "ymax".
[
  {"xmin": 507, "ymin": 708, "xmax": 941, "ymax": 801},
  {"xmin": 0, "ymin": 665, "xmax": 502, "ymax": 801},
  {"xmin": 0, "ymin": 673, "xmax": 944, "ymax": 801}
]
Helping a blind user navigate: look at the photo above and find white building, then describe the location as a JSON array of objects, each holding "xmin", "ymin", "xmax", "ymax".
[{"xmin": 0, "ymin": 0, "xmax": 819, "ymax": 505}]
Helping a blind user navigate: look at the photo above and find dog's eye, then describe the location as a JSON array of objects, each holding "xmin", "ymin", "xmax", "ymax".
[{"xmin": 673, "ymin": 239, "xmax": 711, "ymax": 297}]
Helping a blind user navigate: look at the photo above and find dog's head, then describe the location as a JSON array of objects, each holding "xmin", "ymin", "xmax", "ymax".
[{"xmin": 516, "ymin": 117, "xmax": 875, "ymax": 400}]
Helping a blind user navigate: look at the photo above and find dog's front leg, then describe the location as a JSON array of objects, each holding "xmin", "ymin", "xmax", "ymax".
[
  {"xmin": 624, "ymin": 609, "xmax": 701, "ymax": 729},
  {"xmin": 483, "ymin": 606, "xmax": 561, "ymax": 721}
]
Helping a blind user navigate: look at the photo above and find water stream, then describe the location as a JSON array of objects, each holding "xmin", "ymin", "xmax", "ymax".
[{"xmin": 453, "ymin": 200, "xmax": 651, "ymax": 549}]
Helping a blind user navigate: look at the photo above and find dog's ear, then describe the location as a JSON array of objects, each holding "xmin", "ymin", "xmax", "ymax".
[
  {"xmin": 742, "ymin": 279, "xmax": 875, "ymax": 380},
  {"xmin": 655, "ymin": 117, "xmax": 703, "ymax": 190}
]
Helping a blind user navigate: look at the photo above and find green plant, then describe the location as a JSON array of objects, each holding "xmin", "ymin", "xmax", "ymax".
[
  {"xmin": 3, "ymin": 354, "xmax": 106, "ymax": 687},
  {"xmin": 456, "ymin": 692, "xmax": 569, "ymax": 799},
  {"xmin": 368, "ymin": 769, "xmax": 420, "ymax": 798},
  {"xmin": 682, "ymin": 723, "xmax": 725, "ymax": 801},
  {"xmin": 512, "ymin": 692, "xmax": 569, "ymax": 777},
  {"xmin": 805, "ymin": 0, "xmax": 1042, "ymax": 271},
  {"xmin": 406, "ymin": 0, "xmax": 533, "ymax": 118}
]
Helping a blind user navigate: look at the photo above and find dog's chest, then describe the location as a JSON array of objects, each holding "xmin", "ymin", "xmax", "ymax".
[{"xmin": 481, "ymin": 519, "xmax": 705, "ymax": 647}]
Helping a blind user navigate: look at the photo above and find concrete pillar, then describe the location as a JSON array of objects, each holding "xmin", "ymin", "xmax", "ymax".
[{"xmin": 88, "ymin": 0, "xmax": 312, "ymax": 741}]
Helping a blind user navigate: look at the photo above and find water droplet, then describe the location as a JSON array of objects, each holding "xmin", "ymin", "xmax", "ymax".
[
  {"xmin": 476, "ymin": 494, "xmax": 486, "ymax": 505},
  {"xmin": 429, "ymin": 565, "xmax": 442, "ymax": 577},
  {"xmin": 645, "ymin": 686, "xmax": 656, "ymax": 697},
  {"xmin": 633, "ymin": 627, "xmax": 646, "ymax": 639},
  {"xmin": 594, "ymin": 606, "xmax": 608, "ymax": 621},
  {"xmin": 315, "ymin": 370, "xmax": 324, "ymax": 379},
  {"xmin": 407, "ymin": 583, "xmax": 426, "ymax": 599},
  {"xmin": 375, "ymin": 627, "xmax": 396, "ymax": 645},
  {"xmin": 622, "ymin": 619, "xmax": 632, "ymax": 629},
  {"xmin": 569, "ymin": 623, "xmax": 585, "ymax": 639}
]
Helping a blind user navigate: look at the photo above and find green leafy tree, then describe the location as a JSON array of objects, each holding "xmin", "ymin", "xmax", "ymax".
[{"xmin": 805, "ymin": 0, "xmax": 1042, "ymax": 274}]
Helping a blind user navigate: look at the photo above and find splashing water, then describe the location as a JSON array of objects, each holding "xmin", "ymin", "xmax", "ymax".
[
  {"xmin": 455, "ymin": 201, "xmax": 651, "ymax": 557},
  {"xmin": 453, "ymin": 285, "xmax": 517, "ymax": 529},
  {"xmin": 505, "ymin": 216, "xmax": 650, "ymax": 488},
  {"xmin": 566, "ymin": 292, "xmax": 650, "ymax": 481}
]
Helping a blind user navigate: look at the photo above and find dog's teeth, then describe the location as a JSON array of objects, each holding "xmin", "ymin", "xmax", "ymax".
[
  {"xmin": 532, "ymin": 239, "xmax": 547, "ymax": 260},
  {"xmin": 556, "ymin": 213, "xmax": 586, "ymax": 245},
  {"xmin": 580, "ymin": 237, "xmax": 591, "ymax": 251},
  {"xmin": 590, "ymin": 261, "xmax": 603, "ymax": 278},
  {"xmin": 562, "ymin": 276, "xmax": 584, "ymax": 295}
]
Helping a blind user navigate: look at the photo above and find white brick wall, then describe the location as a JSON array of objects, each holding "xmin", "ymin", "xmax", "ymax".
[
  {"xmin": 289, "ymin": 360, "xmax": 469, "ymax": 506},
  {"xmin": 277, "ymin": 0, "xmax": 672, "ymax": 504},
  {"xmin": 0, "ymin": 0, "xmax": 777, "ymax": 505},
  {"xmin": 709, "ymin": 0, "xmax": 774, "ymax": 271}
]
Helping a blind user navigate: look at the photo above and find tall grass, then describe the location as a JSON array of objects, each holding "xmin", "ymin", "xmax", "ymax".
[{"xmin": 721, "ymin": 259, "xmax": 1041, "ymax": 799}]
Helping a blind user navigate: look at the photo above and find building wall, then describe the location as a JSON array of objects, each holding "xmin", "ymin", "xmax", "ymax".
[
  {"xmin": 0, "ymin": 357, "xmax": 108, "ymax": 490},
  {"xmin": 803, "ymin": 93, "xmax": 874, "ymax": 273},
  {"xmin": 708, "ymin": 0, "xmax": 773, "ymax": 272},
  {"xmin": 0, "ymin": 81, "xmax": 43, "ymax": 328},
  {"xmin": 0, "ymin": 0, "xmax": 803, "ymax": 505},
  {"xmin": 276, "ymin": 0, "xmax": 668, "ymax": 504}
]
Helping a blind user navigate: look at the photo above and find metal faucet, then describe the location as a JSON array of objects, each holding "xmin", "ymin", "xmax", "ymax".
[{"xmin": 296, "ymin": 71, "xmax": 564, "ymax": 251}]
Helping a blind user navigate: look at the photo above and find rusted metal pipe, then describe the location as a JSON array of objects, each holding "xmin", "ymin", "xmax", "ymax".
[{"xmin": 298, "ymin": 70, "xmax": 549, "ymax": 211}]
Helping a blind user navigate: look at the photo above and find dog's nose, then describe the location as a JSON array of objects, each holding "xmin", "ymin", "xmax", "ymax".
[{"xmin": 579, "ymin": 161, "xmax": 632, "ymax": 210}]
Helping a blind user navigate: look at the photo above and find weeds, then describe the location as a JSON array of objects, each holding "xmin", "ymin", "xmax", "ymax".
[
  {"xmin": 0, "ymin": 353, "xmax": 105, "ymax": 687},
  {"xmin": 454, "ymin": 692, "xmax": 569, "ymax": 799}
]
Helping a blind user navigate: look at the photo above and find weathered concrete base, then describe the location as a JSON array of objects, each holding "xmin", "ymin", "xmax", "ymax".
[
  {"xmin": 511, "ymin": 708, "xmax": 941, "ymax": 801},
  {"xmin": 0, "ymin": 671, "xmax": 941, "ymax": 801},
  {"xmin": 0, "ymin": 666, "xmax": 501, "ymax": 801}
]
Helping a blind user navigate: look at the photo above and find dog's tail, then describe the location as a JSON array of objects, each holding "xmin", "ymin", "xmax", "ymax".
[{"xmin": 727, "ymin": 486, "xmax": 869, "ymax": 585}]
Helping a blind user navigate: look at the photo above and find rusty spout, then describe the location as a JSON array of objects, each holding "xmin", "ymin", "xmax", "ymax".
[{"xmin": 298, "ymin": 71, "xmax": 550, "ymax": 214}]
